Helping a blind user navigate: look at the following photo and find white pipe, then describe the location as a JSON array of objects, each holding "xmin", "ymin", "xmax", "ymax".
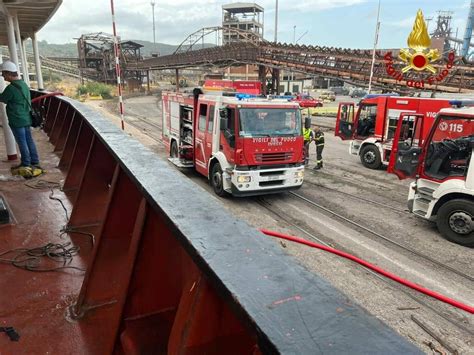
[
  {"xmin": 5, "ymin": 13, "xmax": 19, "ymax": 66},
  {"xmin": 0, "ymin": 52, "xmax": 19, "ymax": 161},
  {"xmin": 12, "ymin": 12, "xmax": 30, "ymax": 86},
  {"xmin": 21, "ymin": 39, "xmax": 30, "ymax": 85},
  {"xmin": 32, "ymin": 32, "xmax": 44, "ymax": 90}
]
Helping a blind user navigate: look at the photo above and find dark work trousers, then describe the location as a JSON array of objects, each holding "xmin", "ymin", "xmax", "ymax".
[
  {"xmin": 304, "ymin": 140, "xmax": 311, "ymax": 165},
  {"xmin": 316, "ymin": 144, "xmax": 324, "ymax": 167}
]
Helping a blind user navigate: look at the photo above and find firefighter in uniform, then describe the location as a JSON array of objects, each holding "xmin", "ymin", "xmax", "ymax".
[
  {"xmin": 303, "ymin": 117, "xmax": 314, "ymax": 166},
  {"xmin": 313, "ymin": 126, "xmax": 324, "ymax": 169}
]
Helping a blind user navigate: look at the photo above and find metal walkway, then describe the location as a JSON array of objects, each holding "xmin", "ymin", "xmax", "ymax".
[{"xmin": 135, "ymin": 41, "xmax": 474, "ymax": 93}]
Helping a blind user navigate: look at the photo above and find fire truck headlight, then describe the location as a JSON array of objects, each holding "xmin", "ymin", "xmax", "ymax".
[
  {"xmin": 237, "ymin": 175, "xmax": 251, "ymax": 183},
  {"xmin": 294, "ymin": 171, "xmax": 304, "ymax": 178}
]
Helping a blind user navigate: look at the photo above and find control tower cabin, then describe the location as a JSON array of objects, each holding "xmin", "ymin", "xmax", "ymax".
[{"xmin": 222, "ymin": 2, "xmax": 264, "ymax": 45}]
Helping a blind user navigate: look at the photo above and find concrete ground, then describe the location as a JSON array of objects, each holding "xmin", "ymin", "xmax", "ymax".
[{"xmin": 86, "ymin": 94, "xmax": 474, "ymax": 354}]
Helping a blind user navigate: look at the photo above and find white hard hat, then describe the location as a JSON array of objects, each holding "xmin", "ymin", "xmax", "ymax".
[{"xmin": 1, "ymin": 61, "xmax": 17, "ymax": 72}]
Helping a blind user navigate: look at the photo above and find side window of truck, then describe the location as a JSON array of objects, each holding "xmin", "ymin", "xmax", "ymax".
[
  {"xmin": 224, "ymin": 108, "xmax": 236, "ymax": 148},
  {"xmin": 357, "ymin": 105, "xmax": 376, "ymax": 136},
  {"xmin": 341, "ymin": 105, "xmax": 353, "ymax": 123},
  {"xmin": 198, "ymin": 104, "xmax": 207, "ymax": 131},
  {"xmin": 208, "ymin": 105, "xmax": 215, "ymax": 133}
]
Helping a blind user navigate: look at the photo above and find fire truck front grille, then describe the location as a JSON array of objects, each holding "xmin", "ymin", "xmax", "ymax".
[{"xmin": 255, "ymin": 152, "xmax": 293, "ymax": 162}]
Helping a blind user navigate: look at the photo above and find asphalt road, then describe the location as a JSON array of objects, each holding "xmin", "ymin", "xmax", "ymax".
[{"xmin": 88, "ymin": 95, "xmax": 474, "ymax": 354}]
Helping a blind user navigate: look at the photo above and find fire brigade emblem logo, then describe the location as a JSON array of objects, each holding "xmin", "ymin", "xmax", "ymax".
[
  {"xmin": 438, "ymin": 122, "xmax": 448, "ymax": 131},
  {"xmin": 384, "ymin": 9, "xmax": 455, "ymax": 88},
  {"xmin": 399, "ymin": 10, "xmax": 440, "ymax": 74}
]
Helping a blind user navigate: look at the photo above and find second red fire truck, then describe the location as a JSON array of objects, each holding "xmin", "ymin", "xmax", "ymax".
[
  {"xmin": 388, "ymin": 102, "xmax": 474, "ymax": 247},
  {"xmin": 335, "ymin": 95, "xmax": 452, "ymax": 169},
  {"xmin": 162, "ymin": 89, "xmax": 305, "ymax": 196}
]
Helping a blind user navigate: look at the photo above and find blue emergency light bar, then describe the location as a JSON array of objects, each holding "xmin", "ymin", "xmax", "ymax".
[
  {"xmin": 267, "ymin": 95, "xmax": 293, "ymax": 100},
  {"xmin": 235, "ymin": 93, "xmax": 267, "ymax": 100},
  {"xmin": 236, "ymin": 93, "xmax": 256, "ymax": 100},
  {"xmin": 449, "ymin": 100, "xmax": 474, "ymax": 108}
]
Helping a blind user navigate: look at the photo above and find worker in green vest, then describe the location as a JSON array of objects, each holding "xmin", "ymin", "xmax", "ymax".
[
  {"xmin": 303, "ymin": 117, "xmax": 314, "ymax": 166},
  {"xmin": 0, "ymin": 60, "xmax": 42, "ymax": 178}
]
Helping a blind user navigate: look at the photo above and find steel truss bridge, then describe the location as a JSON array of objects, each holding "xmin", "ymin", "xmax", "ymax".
[{"xmin": 134, "ymin": 27, "xmax": 474, "ymax": 93}]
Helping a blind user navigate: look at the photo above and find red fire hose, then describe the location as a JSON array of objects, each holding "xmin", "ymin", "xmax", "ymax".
[{"xmin": 260, "ymin": 229, "xmax": 474, "ymax": 314}]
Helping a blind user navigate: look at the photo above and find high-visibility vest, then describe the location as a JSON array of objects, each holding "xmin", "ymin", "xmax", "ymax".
[{"xmin": 303, "ymin": 128, "xmax": 311, "ymax": 141}]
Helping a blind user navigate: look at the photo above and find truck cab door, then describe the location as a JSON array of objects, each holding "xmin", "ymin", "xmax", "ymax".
[
  {"xmin": 204, "ymin": 105, "xmax": 215, "ymax": 161},
  {"xmin": 195, "ymin": 103, "xmax": 208, "ymax": 175},
  {"xmin": 335, "ymin": 102, "xmax": 355, "ymax": 140},
  {"xmin": 388, "ymin": 113, "xmax": 424, "ymax": 179}
]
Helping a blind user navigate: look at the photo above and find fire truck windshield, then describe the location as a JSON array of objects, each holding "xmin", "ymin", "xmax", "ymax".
[
  {"xmin": 238, "ymin": 108, "xmax": 301, "ymax": 137},
  {"xmin": 424, "ymin": 115, "xmax": 474, "ymax": 179}
]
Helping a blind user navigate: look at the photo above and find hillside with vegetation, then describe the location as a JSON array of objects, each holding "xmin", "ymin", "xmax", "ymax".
[{"xmin": 24, "ymin": 39, "xmax": 214, "ymax": 58}]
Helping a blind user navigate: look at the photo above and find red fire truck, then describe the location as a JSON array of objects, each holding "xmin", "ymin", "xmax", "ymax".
[
  {"xmin": 335, "ymin": 95, "xmax": 452, "ymax": 169},
  {"xmin": 162, "ymin": 89, "xmax": 305, "ymax": 196},
  {"xmin": 203, "ymin": 80, "xmax": 262, "ymax": 95},
  {"xmin": 388, "ymin": 102, "xmax": 474, "ymax": 247}
]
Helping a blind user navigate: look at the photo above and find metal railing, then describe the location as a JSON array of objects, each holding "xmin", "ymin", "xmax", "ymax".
[{"xmin": 31, "ymin": 90, "xmax": 421, "ymax": 354}]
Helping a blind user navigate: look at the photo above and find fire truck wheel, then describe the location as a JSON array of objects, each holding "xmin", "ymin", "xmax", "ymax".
[
  {"xmin": 211, "ymin": 163, "xmax": 226, "ymax": 197},
  {"xmin": 170, "ymin": 141, "xmax": 179, "ymax": 158},
  {"xmin": 436, "ymin": 199, "xmax": 474, "ymax": 247},
  {"xmin": 360, "ymin": 145, "xmax": 381, "ymax": 169}
]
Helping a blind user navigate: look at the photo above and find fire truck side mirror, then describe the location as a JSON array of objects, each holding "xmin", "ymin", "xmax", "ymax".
[
  {"xmin": 219, "ymin": 108, "xmax": 228, "ymax": 119},
  {"xmin": 304, "ymin": 116, "xmax": 312, "ymax": 129}
]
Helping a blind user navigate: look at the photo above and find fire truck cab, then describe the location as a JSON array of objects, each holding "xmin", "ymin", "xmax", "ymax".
[
  {"xmin": 335, "ymin": 96, "xmax": 451, "ymax": 169},
  {"xmin": 162, "ymin": 90, "xmax": 305, "ymax": 197},
  {"xmin": 388, "ymin": 103, "xmax": 474, "ymax": 247}
]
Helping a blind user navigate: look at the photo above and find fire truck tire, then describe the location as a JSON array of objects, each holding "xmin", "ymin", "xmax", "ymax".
[
  {"xmin": 360, "ymin": 145, "xmax": 381, "ymax": 169},
  {"xmin": 211, "ymin": 163, "xmax": 226, "ymax": 197},
  {"xmin": 170, "ymin": 141, "xmax": 179, "ymax": 158},
  {"xmin": 436, "ymin": 199, "xmax": 474, "ymax": 247}
]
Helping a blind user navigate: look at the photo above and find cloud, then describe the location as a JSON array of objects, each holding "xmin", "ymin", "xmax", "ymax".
[
  {"xmin": 385, "ymin": 9, "xmax": 467, "ymax": 41},
  {"xmin": 261, "ymin": 0, "xmax": 366, "ymax": 11},
  {"xmin": 38, "ymin": 0, "xmax": 467, "ymax": 50},
  {"xmin": 38, "ymin": 0, "xmax": 367, "ymax": 44}
]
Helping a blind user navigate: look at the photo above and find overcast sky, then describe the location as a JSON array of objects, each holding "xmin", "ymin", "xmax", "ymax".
[{"xmin": 38, "ymin": 0, "xmax": 470, "ymax": 49}]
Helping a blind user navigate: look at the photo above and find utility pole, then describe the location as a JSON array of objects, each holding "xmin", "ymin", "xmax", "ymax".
[
  {"xmin": 368, "ymin": 0, "xmax": 381, "ymax": 94},
  {"xmin": 151, "ymin": 0, "xmax": 156, "ymax": 44},
  {"xmin": 290, "ymin": 25, "xmax": 296, "ymax": 89},
  {"xmin": 110, "ymin": 0, "xmax": 125, "ymax": 130},
  {"xmin": 425, "ymin": 17, "xmax": 433, "ymax": 32},
  {"xmin": 274, "ymin": 0, "xmax": 278, "ymax": 42}
]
